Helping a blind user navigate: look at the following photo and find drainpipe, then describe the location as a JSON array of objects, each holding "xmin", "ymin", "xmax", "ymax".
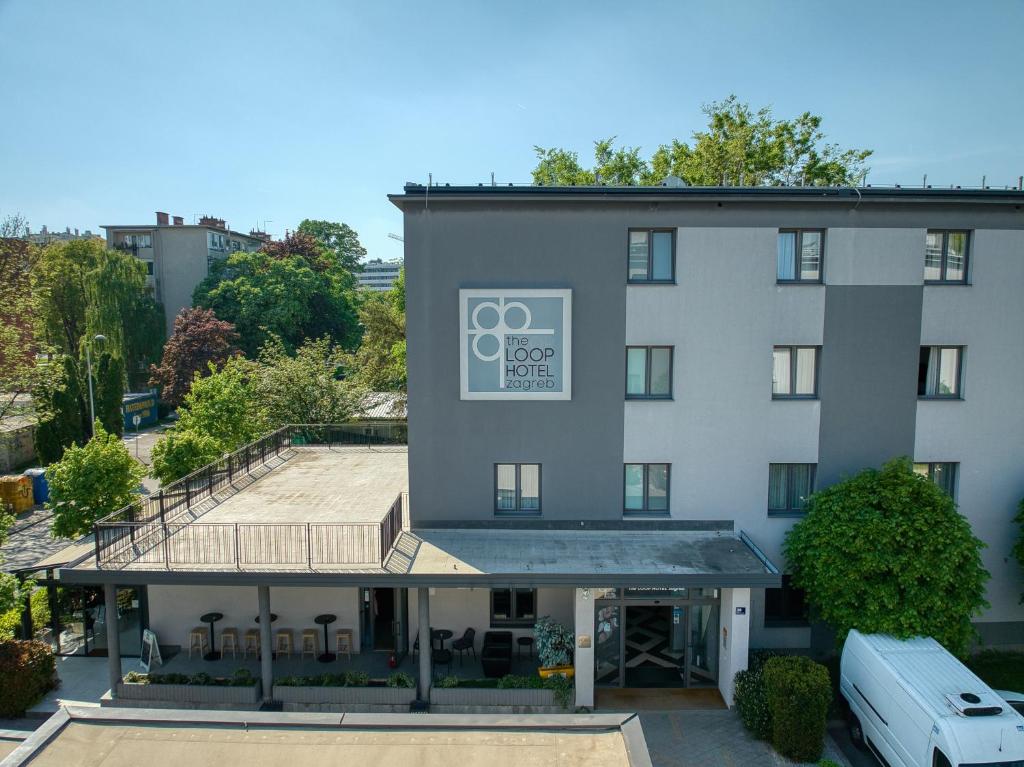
[
  {"xmin": 258, "ymin": 586, "xmax": 273, "ymax": 705},
  {"xmin": 417, "ymin": 588, "xmax": 431, "ymax": 704}
]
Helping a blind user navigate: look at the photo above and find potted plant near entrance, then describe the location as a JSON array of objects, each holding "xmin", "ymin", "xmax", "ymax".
[{"xmin": 534, "ymin": 616, "xmax": 575, "ymax": 679}]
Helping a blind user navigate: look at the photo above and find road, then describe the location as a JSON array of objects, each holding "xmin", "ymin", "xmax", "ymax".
[{"xmin": 122, "ymin": 424, "xmax": 168, "ymax": 494}]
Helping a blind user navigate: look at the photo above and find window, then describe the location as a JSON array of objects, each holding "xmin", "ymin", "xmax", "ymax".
[
  {"xmin": 777, "ymin": 229, "xmax": 823, "ymax": 282},
  {"xmin": 624, "ymin": 463, "xmax": 670, "ymax": 515},
  {"xmin": 626, "ymin": 346, "xmax": 672, "ymax": 399},
  {"xmin": 144, "ymin": 261, "xmax": 154, "ymax": 275},
  {"xmin": 208, "ymin": 232, "xmax": 225, "ymax": 251},
  {"xmin": 627, "ymin": 229, "xmax": 675, "ymax": 283},
  {"xmin": 918, "ymin": 346, "xmax": 962, "ymax": 398},
  {"xmin": 768, "ymin": 463, "xmax": 816, "ymax": 515},
  {"xmin": 772, "ymin": 346, "xmax": 818, "ymax": 398},
  {"xmin": 495, "ymin": 463, "xmax": 541, "ymax": 514},
  {"xmin": 913, "ymin": 462, "xmax": 958, "ymax": 498},
  {"xmin": 490, "ymin": 588, "xmax": 537, "ymax": 627},
  {"xmin": 764, "ymin": 575, "xmax": 808, "ymax": 627},
  {"xmin": 932, "ymin": 748, "xmax": 952, "ymax": 767},
  {"xmin": 121, "ymin": 233, "xmax": 151, "ymax": 248},
  {"xmin": 925, "ymin": 230, "xmax": 969, "ymax": 283}
]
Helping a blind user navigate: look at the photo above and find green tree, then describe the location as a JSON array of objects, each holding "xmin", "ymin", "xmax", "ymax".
[
  {"xmin": 0, "ymin": 512, "xmax": 25, "ymax": 618},
  {"xmin": 1013, "ymin": 498, "xmax": 1024, "ymax": 603},
  {"xmin": 34, "ymin": 355, "xmax": 87, "ymax": 465},
  {"xmin": 533, "ymin": 96, "xmax": 872, "ymax": 188},
  {"xmin": 94, "ymin": 352, "xmax": 124, "ymax": 437},
  {"xmin": 784, "ymin": 458, "xmax": 989, "ymax": 656},
  {"xmin": 150, "ymin": 429, "xmax": 222, "ymax": 486},
  {"xmin": 46, "ymin": 421, "xmax": 143, "ymax": 539},
  {"xmin": 123, "ymin": 292, "xmax": 166, "ymax": 391},
  {"xmin": 348, "ymin": 271, "xmax": 406, "ymax": 391},
  {"xmin": 296, "ymin": 219, "xmax": 367, "ymax": 274}
]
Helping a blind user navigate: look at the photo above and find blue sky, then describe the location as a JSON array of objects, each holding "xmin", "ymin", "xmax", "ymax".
[{"xmin": 1, "ymin": 0, "xmax": 1021, "ymax": 261}]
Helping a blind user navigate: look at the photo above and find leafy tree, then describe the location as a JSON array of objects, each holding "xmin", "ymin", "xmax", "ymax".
[
  {"xmin": 34, "ymin": 355, "xmax": 87, "ymax": 465},
  {"xmin": 296, "ymin": 219, "xmax": 367, "ymax": 274},
  {"xmin": 94, "ymin": 352, "xmax": 124, "ymax": 437},
  {"xmin": 123, "ymin": 292, "xmax": 165, "ymax": 391},
  {"xmin": 533, "ymin": 96, "xmax": 872, "ymax": 188},
  {"xmin": 784, "ymin": 458, "xmax": 988, "ymax": 656},
  {"xmin": 1014, "ymin": 498, "xmax": 1024, "ymax": 603},
  {"xmin": 149, "ymin": 307, "xmax": 239, "ymax": 408},
  {"xmin": 46, "ymin": 421, "xmax": 143, "ymax": 539},
  {"xmin": 348, "ymin": 271, "xmax": 406, "ymax": 391},
  {"xmin": 0, "ymin": 512, "xmax": 25, "ymax": 617},
  {"xmin": 150, "ymin": 429, "xmax": 222, "ymax": 486}
]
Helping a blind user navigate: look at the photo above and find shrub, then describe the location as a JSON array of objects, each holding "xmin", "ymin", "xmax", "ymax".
[
  {"xmin": 229, "ymin": 668, "xmax": 256, "ymax": 687},
  {"xmin": 386, "ymin": 671, "xmax": 415, "ymax": 688},
  {"xmin": 534, "ymin": 616, "xmax": 574, "ymax": 668},
  {"xmin": 967, "ymin": 649, "xmax": 1024, "ymax": 692},
  {"xmin": 123, "ymin": 671, "xmax": 148, "ymax": 684},
  {"xmin": 346, "ymin": 671, "xmax": 370, "ymax": 687},
  {"xmin": 0, "ymin": 640, "xmax": 58, "ymax": 716},
  {"xmin": 495, "ymin": 673, "xmax": 574, "ymax": 708},
  {"xmin": 436, "ymin": 674, "xmax": 460, "ymax": 689},
  {"xmin": 733, "ymin": 650, "xmax": 779, "ymax": 740},
  {"xmin": 762, "ymin": 656, "xmax": 832, "ymax": 763}
]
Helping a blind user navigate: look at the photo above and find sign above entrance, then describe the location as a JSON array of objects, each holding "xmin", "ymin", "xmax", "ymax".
[{"xmin": 459, "ymin": 288, "xmax": 572, "ymax": 400}]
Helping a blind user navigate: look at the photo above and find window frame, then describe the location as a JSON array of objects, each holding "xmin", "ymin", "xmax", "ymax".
[
  {"xmin": 924, "ymin": 229, "xmax": 970, "ymax": 285},
  {"xmin": 776, "ymin": 228, "xmax": 825, "ymax": 284},
  {"xmin": 918, "ymin": 346, "xmax": 964, "ymax": 400},
  {"xmin": 626, "ymin": 228, "xmax": 676, "ymax": 284},
  {"xmin": 767, "ymin": 463, "xmax": 817, "ymax": 516},
  {"xmin": 913, "ymin": 462, "xmax": 958, "ymax": 499},
  {"xmin": 493, "ymin": 463, "xmax": 542, "ymax": 516},
  {"xmin": 625, "ymin": 346, "xmax": 674, "ymax": 400},
  {"xmin": 764, "ymin": 575, "xmax": 810, "ymax": 628},
  {"xmin": 623, "ymin": 463, "xmax": 671, "ymax": 516},
  {"xmin": 771, "ymin": 345, "xmax": 819, "ymax": 400},
  {"xmin": 490, "ymin": 587, "xmax": 538, "ymax": 628}
]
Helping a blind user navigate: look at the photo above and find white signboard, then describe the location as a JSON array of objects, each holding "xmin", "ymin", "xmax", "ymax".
[
  {"xmin": 459, "ymin": 288, "xmax": 572, "ymax": 400},
  {"xmin": 140, "ymin": 629, "xmax": 162, "ymax": 671}
]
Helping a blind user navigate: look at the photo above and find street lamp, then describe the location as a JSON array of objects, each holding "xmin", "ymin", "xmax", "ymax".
[{"xmin": 85, "ymin": 334, "xmax": 107, "ymax": 437}]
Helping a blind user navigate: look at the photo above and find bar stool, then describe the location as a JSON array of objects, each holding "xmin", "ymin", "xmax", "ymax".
[
  {"xmin": 275, "ymin": 629, "xmax": 294, "ymax": 658},
  {"xmin": 300, "ymin": 628, "xmax": 319, "ymax": 660},
  {"xmin": 188, "ymin": 627, "xmax": 209, "ymax": 658},
  {"xmin": 335, "ymin": 629, "xmax": 353, "ymax": 661},
  {"xmin": 243, "ymin": 628, "xmax": 260, "ymax": 658},
  {"xmin": 220, "ymin": 628, "xmax": 239, "ymax": 659}
]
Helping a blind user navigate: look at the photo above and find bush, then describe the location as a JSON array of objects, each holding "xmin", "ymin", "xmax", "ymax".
[
  {"xmin": 273, "ymin": 671, "xmax": 370, "ymax": 687},
  {"xmin": 733, "ymin": 650, "xmax": 778, "ymax": 740},
  {"xmin": 136, "ymin": 669, "xmax": 257, "ymax": 687},
  {"xmin": 386, "ymin": 671, "xmax": 415, "ymax": 688},
  {"xmin": 967, "ymin": 650, "xmax": 1024, "ymax": 692},
  {"xmin": 762, "ymin": 656, "xmax": 832, "ymax": 763},
  {"xmin": 0, "ymin": 640, "xmax": 58, "ymax": 716},
  {"xmin": 436, "ymin": 674, "xmax": 460, "ymax": 688},
  {"xmin": 534, "ymin": 616, "xmax": 574, "ymax": 668}
]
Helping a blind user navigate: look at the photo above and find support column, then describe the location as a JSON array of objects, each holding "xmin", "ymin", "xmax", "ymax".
[
  {"xmin": 18, "ymin": 576, "xmax": 33, "ymax": 640},
  {"xmin": 417, "ymin": 587, "xmax": 431, "ymax": 702},
  {"xmin": 717, "ymin": 587, "xmax": 750, "ymax": 708},
  {"xmin": 103, "ymin": 583, "xmax": 121, "ymax": 699},
  {"xmin": 258, "ymin": 585, "xmax": 273, "ymax": 704},
  {"xmin": 573, "ymin": 588, "xmax": 595, "ymax": 710}
]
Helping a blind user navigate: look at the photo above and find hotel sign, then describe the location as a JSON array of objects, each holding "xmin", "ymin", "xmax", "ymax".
[{"xmin": 459, "ymin": 288, "xmax": 572, "ymax": 400}]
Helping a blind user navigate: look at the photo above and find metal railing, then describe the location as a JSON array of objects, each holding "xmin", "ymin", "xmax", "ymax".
[{"xmin": 94, "ymin": 423, "xmax": 406, "ymax": 570}]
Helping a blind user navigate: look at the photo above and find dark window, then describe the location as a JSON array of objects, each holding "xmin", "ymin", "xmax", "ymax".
[
  {"xmin": 925, "ymin": 230, "xmax": 969, "ymax": 284},
  {"xmin": 144, "ymin": 261, "xmax": 154, "ymax": 275},
  {"xmin": 768, "ymin": 464, "xmax": 816, "ymax": 515},
  {"xmin": 626, "ymin": 346, "xmax": 673, "ymax": 399},
  {"xmin": 627, "ymin": 229, "xmax": 675, "ymax": 283},
  {"xmin": 918, "ymin": 346, "xmax": 962, "ymax": 398},
  {"xmin": 913, "ymin": 462, "xmax": 958, "ymax": 498},
  {"xmin": 490, "ymin": 588, "xmax": 537, "ymax": 627},
  {"xmin": 764, "ymin": 575, "xmax": 809, "ymax": 627},
  {"xmin": 932, "ymin": 748, "xmax": 952, "ymax": 767},
  {"xmin": 624, "ymin": 463, "xmax": 670, "ymax": 515},
  {"xmin": 494, "ymin": 463, "xmax": 541, "ymax": 515},
  {"xmin": 772, "ymin": 346, "xmax": 818, "ymax": 398},
  {"xmin": 777, "ymin": 229, "xmax": 824, "ymax": 283}
]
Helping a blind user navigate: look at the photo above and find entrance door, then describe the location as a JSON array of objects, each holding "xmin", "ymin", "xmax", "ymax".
[
  {"xmin": 623, "ymin": 605, "xmax": 686, "ymax": 687},
  {"xmin": 595, "ymin": 603, "xmax": 621, "ymax": 686},
  {"xmin": 687, "ymin": 603, "xmax": 719, "ymax": 686},
  {"xmin": 393, "ymin": 588, "xmax": 409, "ymax": 660},
  {"xmin": 372, "ymin": 588, "xmax": 396, "ymax": 651}
]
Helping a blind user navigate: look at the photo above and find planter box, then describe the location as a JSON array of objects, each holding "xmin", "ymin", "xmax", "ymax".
[
  {"xmin": 431, "ymin": 687, "xmax": 563, "ymax": 710},
  {"xmin": 274, "ymin": 685, "xmax": 416, "ymax": 712},
  {"xmin": 112, "ymin": 681, "xmax": 262, "ymax": 709}
]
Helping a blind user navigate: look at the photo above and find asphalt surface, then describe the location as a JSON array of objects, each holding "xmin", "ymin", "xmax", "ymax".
[{"xmin": 121, "ymin": 423, "xmax": 168, "ymax": 494}]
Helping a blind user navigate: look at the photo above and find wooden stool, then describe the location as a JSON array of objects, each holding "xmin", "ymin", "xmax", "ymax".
[
  {"xmin": 220, "ymin": 628, "xmax": 239, "ymax": 659},
  {"xmin": 243, "ymin": 629, "xmax": 260, "ymax": 658},
  {"xmin": 335, "ymin": 629, "xmax": 353, "ymax": 660},
  {"xmin": 300, "ymin": 629, "xmax": 318, "ymax": 660},
  {"xmin": 275, "ymin": 629, "xmax": 293, "ymax": 658},
  {"xmin": 188, "ymin": 627, "xmax": 209, "ymax": 658}
]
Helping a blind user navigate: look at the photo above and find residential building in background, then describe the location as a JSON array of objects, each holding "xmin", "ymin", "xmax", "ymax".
[
  {"xmin": 102, "ymin": 212, "xmax": 270, "ymax": 332},
  {"xmin": 357, "ymin": 257, "xmax": 403, "ymax": 291},
  {"xmin": 25, "ymin": 225, "xmax": 103, "ymax": 246}
]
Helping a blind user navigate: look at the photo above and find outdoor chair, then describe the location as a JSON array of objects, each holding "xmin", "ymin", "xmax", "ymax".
[
  {"xmin": 275, "ymin": 629, "xmax": 294, "ymax": 658},
  {"xmin": 188, "ymin": 627, "xmax": 209, "ymax": 659},
  {"xmin": 335, "ymin": 629, "xmax": 353, "ymax": 661},
  {"xmin": 243, "ymin": 629, "xmax": 260, "ymax": 658},
  {"xmin": 301, "ymin": 628, "xmax": 319, "ymax": 660},
  {"xmin": 451, "ymin": 628, "xmax": 476, "ymax": 665},
  {"xmin": 481, "ymin": 631, "xmax": 513, "ymax": 678},
  {"xmin": 432, "ymin": 648, "xmax": 452, "ymax": 676}
]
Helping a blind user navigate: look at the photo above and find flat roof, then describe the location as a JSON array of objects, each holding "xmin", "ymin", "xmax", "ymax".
[{"xmin": 4, "ymin": 708, "xmax": 651, "ymax": 767}]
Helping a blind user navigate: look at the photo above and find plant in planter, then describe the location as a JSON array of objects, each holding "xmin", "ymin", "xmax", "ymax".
[
  {"xmin": 534, "ymin": 616, "xmax": 574, "ymax": 679},
  {"xmin": 386, "ymin": 671, "xmax": 415, "ymax": 688}
]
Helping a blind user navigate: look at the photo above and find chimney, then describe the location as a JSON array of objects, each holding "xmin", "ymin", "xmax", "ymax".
[
  {"xmin": 156, "ymin": 211, "xmax": 169, "ymax": 226},
  {"xmin": 172, "ymin": 215, "xmax": 184, "ymax": 226}
]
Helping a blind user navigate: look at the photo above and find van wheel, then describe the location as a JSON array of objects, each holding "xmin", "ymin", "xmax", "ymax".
[{"xmin": 848, "ymin": 714, "xmax": 866, "ymax": 751}]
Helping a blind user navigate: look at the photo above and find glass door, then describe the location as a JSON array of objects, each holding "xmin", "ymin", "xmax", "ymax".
[
  {"xmin": 394, "ymin": 588, "xmax": 409, "ymax": 661},
  {"xmin": 687, "ymin": 603, "xmax": 719, "ymax": 686},
  {"xmin": 594, "ymin": 602, "xmax": 621, "ymax": 686}
]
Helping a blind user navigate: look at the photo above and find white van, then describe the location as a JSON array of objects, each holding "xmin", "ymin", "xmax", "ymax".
[{"xmin": 841, "ymin": 630, "xmax": 1024, "ymax": 767}]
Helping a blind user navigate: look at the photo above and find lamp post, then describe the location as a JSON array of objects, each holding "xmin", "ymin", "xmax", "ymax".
[{"xmin": 85, "ymin": 334, "xmax": 107, "ymax": 437}]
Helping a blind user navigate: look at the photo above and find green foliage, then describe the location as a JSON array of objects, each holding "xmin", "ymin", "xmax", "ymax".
[
  {"xmin": 296, "ymin": 219, "xmax": 367, "ymax": 274},
  {"xmin": 0, "ymin": 589, "xmax": 51, "ymax": 642},
  {"xmin": 174, "ymin": 357, "xmax": 267, "ymax": 450},
  {"xmin": 347, "ymin": 283, "xmax": 406, "ymax": 392},
  {"xmin": 273, "ymin": 671, "xmax": 373, "ymax": 687},
  {"xmin": 784, "ymin": 458, "xmax": 988, "ymax": 656},
  {"xmin": 150, "ymin": 429, "xmax": 222, "ymax": 486},
  {"xmin": 493, "ymin": 673, "xmax": 574, "ymax": 708},
  {"xmin": 123, "ymin": 292, "xmax": 166, "ymax": 391},
  {"xmin": 94, "ymin": 352, "xmax": 125, "ymax": 437},
  {"xmin": 1014, "ymin": 498, "xmax": 1024, "ymax": 603},
  {"xmin": 762, "ymin": 656, "xmax": 832, "ymax": 762},
  {"xmin": 532, "ymin": 97, "xmax": 872, "ymax": 188},
  {"xmin": 46, "ymin": 421, "xmax": 144, "ymax": 539},
  {"xmin": 149, "ymin": 307, "xmax": 239, "ymax": 408},
  {"xmin": 34, "ymin": 355, "xmax": 86, "ymax": 465},
  {"xmin": 967, "ymin": 650, "xmax": 1024, "ymax": 692},
  {"xmin": 436, "ymin": 674, "xmax": 460, "ymax": 688},
  {"xmin": 386, "ymin": 671, "xmax": 416, "ymax": 688},
  {"xmin": 733, "ymin": 651, "xmax": 780, "ymax": 740},
  {"xmin": 0, "ymin": 512, "xmax": 25, "ymax": 618},
  {"xmin": 137, "ymin": 669, "xmax": 257, "ymax": 687},
  {"xmin": 534, "ymin": 616, "xmax": 574, "ymax": 668},
  {"xmin": 0, "ymin": 640, "xmax": 57, "ymax": 716}
]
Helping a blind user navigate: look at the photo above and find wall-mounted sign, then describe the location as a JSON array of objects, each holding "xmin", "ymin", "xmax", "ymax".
[{"xmin": 459, "ymin": 288, "xmax": 572, "ymax": 400}]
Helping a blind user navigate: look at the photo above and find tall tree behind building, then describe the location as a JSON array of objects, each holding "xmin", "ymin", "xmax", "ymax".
[
  {"xmin": 349, "ymin": 269, "xmax": 406, "ymax": 391},
  {"xmin": 296, "ymin": 219, "xmax": 367, "ymax": 274},
  {"xmin": 149, "ymin": 307, "xmax": 240, "ymax": 408}
]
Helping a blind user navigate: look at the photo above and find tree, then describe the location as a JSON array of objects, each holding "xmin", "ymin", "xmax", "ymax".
[
  {"xmin": 149, "ymin": 307, "xmax": 239, "ymax": 408},
  {"xmin": 150, "ymin": 429, "xmax": 222, "ymax": 486},
  {"xmin": 296, "ymin": 219, "xmax": 367, "ymax": 274},
  {"xmin": 784, "ymin": 458, "xmax": 988, "ymax": 656},
  {"xmin": 532, "ymin": 96, "xmax": 872, "ymax": 188},
  {"xmin": 0, "ymin": 512, "xmax": 24, "ymax": 618},
  {"xmin": 94, "ymin": 352, "xmax": 124, "ymax": 437},
  {"xmin": 348, "ymin": 271, "xmax": 406, "ymax": 391},
  {"xmin": 1014, "ymin": 498, "xmax": 1024, "ymax": 603},
  {"xmin": 33, "ymin": 355, "xmax": 87, "ymax": 465},
  {"xmin": 46, "ymin": 421, "xmax": 143, "ymax": 539},
  {"xmin": 123, "ymin": 292, "xmax": 165, "ymax": 391}
]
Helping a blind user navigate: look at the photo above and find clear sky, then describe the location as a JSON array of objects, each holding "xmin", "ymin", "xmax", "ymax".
[{"xmin": 1, "ymin": 0, "xmax": 1021, "ymax": 261}]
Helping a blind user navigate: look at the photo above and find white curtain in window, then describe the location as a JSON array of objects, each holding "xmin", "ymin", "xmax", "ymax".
[
  {"xmin": 519, "ymin": 464, "xmax": 540, "ymax": 510},
  {"xmin": 624, "ymin": 464, "xmax": 644, "ymax": 510},
  {"xmin": 626, "ymin": 348, "xmax": 647, "ymax": 395},
  {"xmin": 777, "ymin": 233, "xmax": 796, "ymax": 279},
  {"xmin": 772, "ymin": 348, "xmax": 791, "ymax": 395},
  {"xmin": 768, "ymin": 465, "xmax": 788, "ymax": 510},
  {"xmin": 496, "ymin": 464, "xmax": 516, "ymax": 510},
  {"xmin": 938, "ymin": 347, "xmax": 958, "ymax": 395},
  {"xmin": 795, "ymin": 348, "xmax": 816, "ymax": 395}
]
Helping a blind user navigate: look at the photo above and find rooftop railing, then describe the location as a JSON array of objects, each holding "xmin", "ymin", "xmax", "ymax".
[{"xmin": 93, "ymin": 423, "xmax": 406, "ymax": 570}]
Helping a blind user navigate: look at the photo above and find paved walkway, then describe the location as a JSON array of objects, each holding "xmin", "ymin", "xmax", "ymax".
[{"xmin": 28, "ymin": 655, "xmax": 134, "ymax": 716}]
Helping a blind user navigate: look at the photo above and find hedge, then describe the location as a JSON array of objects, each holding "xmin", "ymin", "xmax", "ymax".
[
  {"xmin": 0, "ymin": 640, "xmax": 58, "ymax": 717},
  {"xmin": 762, "ymin": 655, "xmax": 832, "ymax": 763},
  {"xmin": 733, "ymin": 650, "xmax": 778, "ymax": 740}
]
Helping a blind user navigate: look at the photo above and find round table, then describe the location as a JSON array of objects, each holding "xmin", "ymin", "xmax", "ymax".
[
  {"xmin": 431, "ymin": 628, "xmax": 453, "ymax": 651},
  {"xmin": 315, "ymin": 614, "xmax": 337, "ymax": 662},
  {"xmin": 200, "ymin": 612, "xmax": 223, "ymax": 660},
  {"xmin": 254, "ymin": 613, "xmax": 278, "ymax": 623}
]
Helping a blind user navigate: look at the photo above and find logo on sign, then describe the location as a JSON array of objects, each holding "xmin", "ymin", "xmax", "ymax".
[{"xmin": 460, "ymin": 289, "xmax": 571, "ymax": 400}]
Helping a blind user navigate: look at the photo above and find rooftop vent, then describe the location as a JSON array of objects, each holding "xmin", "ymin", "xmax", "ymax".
[
  {"xmin": 945, "ymin": 691, "xmax": 1004, "ymax": 717},
  {"xmin": 661, "ymin": 175, "xmax": 688, "ymax": 188}
]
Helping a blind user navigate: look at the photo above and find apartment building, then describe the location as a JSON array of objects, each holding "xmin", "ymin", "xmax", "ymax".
[
  {"xmin": 357, "ymin": 257, "xmax": 403, "ymax": 291},
  {"xmin": 102, "ymin": 212, "xmax": 269, "ymax": 332}
]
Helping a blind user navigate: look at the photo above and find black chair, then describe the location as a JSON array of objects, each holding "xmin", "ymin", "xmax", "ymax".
[
  {"xmin": 451, "ymin": 628, "xmax": 476, "ymax": 665},
  {"xmin": 432, "ymin": 648, "xmax": 452, "ymax": 676},
  {"xmin": 481, "ymin": 631, "xmax": 513, "ymax": 678}
]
